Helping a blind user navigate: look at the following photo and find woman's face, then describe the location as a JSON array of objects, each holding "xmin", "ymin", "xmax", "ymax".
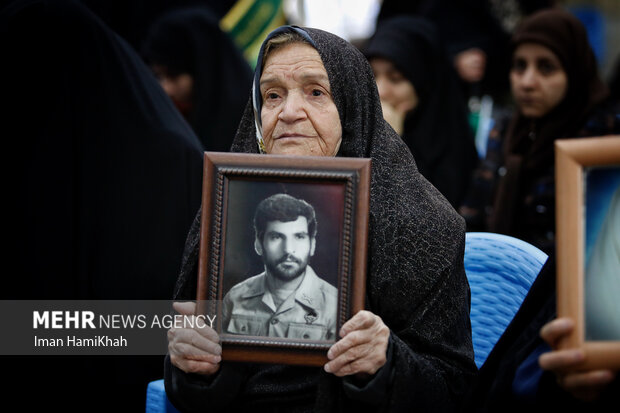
[
  {"xmin": 151, "ymin": 64, "xmax": 194, "ymax": 115},
  {"xmin": 370, "ymin": 57, "xmax": 419, "ymax": 114},
  {"xmin": 259, "ymin": 42, "xmax": 342, "ymax": 156},
  {"xmin": 510, "ymin": 43, "xmax": 568, "ymax": 118}
]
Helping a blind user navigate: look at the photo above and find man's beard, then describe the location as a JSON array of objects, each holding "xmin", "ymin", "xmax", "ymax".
[{"xmin": 264, "ymin": 253, "xmax": 308, "ymax": 282}]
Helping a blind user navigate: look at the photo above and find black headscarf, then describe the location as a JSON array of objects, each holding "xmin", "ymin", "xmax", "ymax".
[
  {"xmin": 142, "ymin": 6, "xmax": 253, "ymax": 152},
  {"xmin": 2, "ymin": 0, "xmax": 203, "ymax": 410},
  {"xmin": 377, "ymin": 0, "xmax": 555, "ymax": 100},
  {"xmin": 78, "ymin": 0, "xmax": 237, "ymax": 51},
  {"xmin": 490, "ymin": 8, "xmax": 609, "ymax": 235},
  {"xmin": 363, "ymin": 16, "xmax": 479, "ymax": 208},
  {"xmin": 167, "ymin": 25, "xmax": 476, "ymax": 412}
]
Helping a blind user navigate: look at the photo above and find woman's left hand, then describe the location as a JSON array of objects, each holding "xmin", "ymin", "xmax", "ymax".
[{"xmin": 324, "ymin": 310, "xmax": 390, "ymax": 378}]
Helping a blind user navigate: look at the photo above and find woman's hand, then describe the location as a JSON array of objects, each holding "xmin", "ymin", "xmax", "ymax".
[
  {"xmin": 324, "ymin": 310, "xmax": 390, "ymax": 378},
  {"xmin": 168, "ymin": 301, "xmax": 222, "ymax": 376},
  {"xmin": 539, "ymin": 317, "xmax": 616, "ymax": 402}
]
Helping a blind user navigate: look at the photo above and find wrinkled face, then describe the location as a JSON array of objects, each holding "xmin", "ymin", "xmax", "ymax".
[
  {"xmin": 256, "ymin": 216, "xmax": 315, "ymax": 282},
  {"xmin": 259, "ymin": 43, "xmax": 342, "ymax": 156},
  {"xmin": 370, "ymin": 57, "xmax": 418, "ymax": 114},
  {"xmin": 510, "ymin": 43, "xmax": 568, "ymax": 118}
]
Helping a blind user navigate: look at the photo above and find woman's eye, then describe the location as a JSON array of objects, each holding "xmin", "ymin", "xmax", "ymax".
[
  {"xmin": 311, "ymin": 89, "xmax": 323, "ymax": 97},
  {"xmin": 537, "ymin": 59, "xmax": 557, "ymax": 75},
  {"xmin": 511, "ymin": 59, "xmax": 527, "ymax": 73},
  {"xmin": 266, "ymin": 92, "xmax": 279, "ymax": 100},
  {"xmin": 388, "ymin": 73, "xmax": 405, "ymax": 83}
]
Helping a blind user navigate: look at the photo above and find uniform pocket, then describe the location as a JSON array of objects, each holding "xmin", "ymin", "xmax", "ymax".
[
  {"xmin": 226, "ymin": 316, "xmax": 264, "ymax": 336},
  {"xmin": 287, "ymin": 323, "xmax": 329, "ymax": 340}
]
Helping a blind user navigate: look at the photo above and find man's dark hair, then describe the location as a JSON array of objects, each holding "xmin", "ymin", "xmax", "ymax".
[{"xmin": 254, "ymin": 193, "xmax": 317, "ymax": 241}]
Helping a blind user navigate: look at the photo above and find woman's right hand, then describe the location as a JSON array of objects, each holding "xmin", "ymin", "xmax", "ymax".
[{"xmin": 168, "ymin": 301, "xmax": 222, "ymax": 375}]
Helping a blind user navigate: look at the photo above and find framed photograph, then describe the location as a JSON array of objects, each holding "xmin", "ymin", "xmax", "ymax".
[
  {"xmin": 196, "ymin": 152, "xmax": 370, "ymax": 366},
  {"xmin": 555, "ymin": 136, "xmax": 620, "ymax": 370}
]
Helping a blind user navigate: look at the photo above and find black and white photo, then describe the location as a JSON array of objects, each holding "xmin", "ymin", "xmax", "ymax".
[{"xmin": 222, "ymin": 193, "xmax": 338, "ymax": 340}]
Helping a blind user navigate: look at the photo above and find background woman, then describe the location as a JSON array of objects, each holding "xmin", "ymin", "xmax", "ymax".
[
  {"xmin": 142, "ymin": 6, "xmax": 253, "ymax": 152},
  {"xmin": 459, "ymin": 8, "xmax": 619, "ymax": 255},
  {"xmin": 363, "ymin": 16, "xmax": 479, "ymax": 208}
]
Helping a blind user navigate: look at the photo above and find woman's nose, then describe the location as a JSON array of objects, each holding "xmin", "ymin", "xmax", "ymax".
[
  {"xmin": 278, "ymin": 92, "xmax": 306, "ymax": 122},
  {"xmin": 519, "ymin": 66, "xmax": 537, "ymax": 89},
  {"xmin": 159, "ymin": 78, "xmax": 175, "ymax": 97}
]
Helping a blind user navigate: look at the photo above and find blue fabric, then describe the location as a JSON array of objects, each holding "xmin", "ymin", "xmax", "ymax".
[
  {"xmin": 512, "ymin": 342, "xmax": 550, "ymax": 403},
  {"xmin": 146, "ymin": 379, "xmax": 180, "ymax": 413},
  {"xmin": 569, "ymin": 6, "xmax": 605, "ymax": 64},
  {"xmin": 464, "ymin": 232, "xmax": 548, "ymax": 368}
]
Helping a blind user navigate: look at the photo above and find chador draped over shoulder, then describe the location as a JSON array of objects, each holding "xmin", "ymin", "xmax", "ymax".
[
  {"xmin": 166, "ymin": 26, "xmax": 476, "ymax": 412},
  {"xmin": 2, "ymin": 0, "xmax": 204, "ymax": 410}
]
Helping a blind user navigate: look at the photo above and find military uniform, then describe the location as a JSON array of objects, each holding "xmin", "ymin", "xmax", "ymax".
[{"xmin": 222, "ymin": 266, "xmax": 337, "ymax": 340}]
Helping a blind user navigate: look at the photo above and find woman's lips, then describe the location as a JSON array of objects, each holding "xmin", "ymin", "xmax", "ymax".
[
  {"xmin": 275, "ymin": 133, "xmax": 310, "ymax": 139},
  {"xmin": 516, "ymin": 96, "xmax": 536, "ymax": 106}
]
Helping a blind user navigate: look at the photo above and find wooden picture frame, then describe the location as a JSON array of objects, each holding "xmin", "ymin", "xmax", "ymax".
[
  {"xmin": 555, "ymin": 136, "xmax": 620, "ymax": 370},
  {"xmin": 196, "ymin": 152, "xmax": 370, "ymax": 366}
]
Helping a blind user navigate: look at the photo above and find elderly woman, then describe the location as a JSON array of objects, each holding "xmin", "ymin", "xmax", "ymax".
[
  {"xmin": 165, "ymin": 25, "xmax": 476, "ymax": 412},
  {"xmin": 459, "ymin": 8, "xmax": 618, "ymax": 255}
]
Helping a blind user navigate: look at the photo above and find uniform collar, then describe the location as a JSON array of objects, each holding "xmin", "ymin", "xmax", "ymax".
[
  {"xmin": 293, "ymin": 266, "xmax": 327, "ymax": 312},
  {"xmin": 239, "ymin": 266, "xmax": 327, "ymax": 313}
]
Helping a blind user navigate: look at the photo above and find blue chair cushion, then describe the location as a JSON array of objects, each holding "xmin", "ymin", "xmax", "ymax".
[{"xmin": 464, "ymin": 232, "xmax": 548, "ymax": 368}]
